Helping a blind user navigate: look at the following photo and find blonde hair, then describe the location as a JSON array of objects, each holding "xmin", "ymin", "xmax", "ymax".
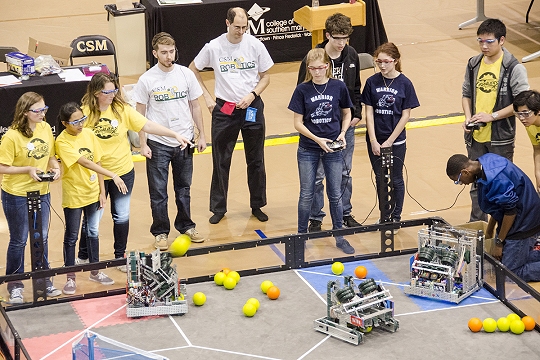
[
  {"xmin": 304, "ymin": 48, "xmax": 332, "ymax": 82},
  {"xmin": 11, "ymin": 92, "xmax": 44, "ymax": 138},
  {"xmin": 81, "ymin": 73, "xmax": 126, "ymax": 127}
]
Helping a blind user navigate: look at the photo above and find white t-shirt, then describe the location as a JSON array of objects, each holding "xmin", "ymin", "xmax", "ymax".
[
  {"xmin": 132, "ymin": 64, "xmax": 203, "ymax": 147},
  {"xmin": 193, "ymin": 33, "xmax": 274, "ymax": 103}
]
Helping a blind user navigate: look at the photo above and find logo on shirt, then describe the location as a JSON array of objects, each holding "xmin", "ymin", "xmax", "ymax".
[
  {"xmin": 377, "ymin": 94, "xmax": 395, "ymax": 108},
  {"xmin": 93, "ymin": 118, "xmax": 118, "ymax": 139},
  {"xmin": 152, "ymin": 86, "xmax": 188, "ymax": 102},
  {"xmin": 27, "ymin": 138, "xmax": 49, "ymax": 160},
  {"xmin": 311, "ymin": 102, "xmax": 332, "ymax": 118},
  {"xmin": 79, "ymin": 147, "xmax": 94, "ymax": 162},
  {"xmin": 219, "ymin": 56, "xmax": 256, "ymax": 73},
  {"xmin": 477, "ymin": 72, "xmax": 498, "ymax": 93}
]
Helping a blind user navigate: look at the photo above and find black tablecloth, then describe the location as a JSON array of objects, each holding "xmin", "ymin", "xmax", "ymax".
[
  {"xmin": 140, "ymin": 0, "xmax": 387, "ymax": 66},
  {"xmin": 0, "ymin": 73, "xmax": 89, "ymax": 138}
]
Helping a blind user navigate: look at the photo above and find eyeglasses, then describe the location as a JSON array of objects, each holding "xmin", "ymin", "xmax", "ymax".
[
  {"xmin": 66, "ymin": 115, "xmax": 87, "ymax": 126},
  {"xmin": 514, "ymin": 110, "xmax": 534, "ymax": 119},
  {"xmin": 307, "ymin": 64, "xmax": 329, "ymax": 71},
  {"xmin": 477, "ymin": 38, "xmax": 498, "ymax": 44},
  {"xmin": 375, "ymin": 59, "xmax": 395, "ymax": 65},
  {"xmin": 329, "ymin": 34, "xmax": 349, "ymax": 42},
  {"xmin": 101, "ymin": 89, "xmax": 119, "ymax": 95},
  {"xmin": 454, "ymin": 171, "xmax": 463, "ymax": 185},
  {"xmin": 28, "ymin": 106, "xmax": 49, "ymax": 115}
]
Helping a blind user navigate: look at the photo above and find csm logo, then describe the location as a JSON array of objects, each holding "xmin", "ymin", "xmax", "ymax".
[
  {"xmin": 247, "ymin": 3, "xmax": 271, "ymax": 34},
  {"xmin": 76, "ymin": 39, "xmax": 108, "ymax": 52}
]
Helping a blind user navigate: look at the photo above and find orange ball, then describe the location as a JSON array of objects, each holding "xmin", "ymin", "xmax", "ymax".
[
  {"xmin": 267, "ymin": 286, "xmax": 280, "ymax": 300},
  {"xmin": 221, "ymin": 268, "xmax": 231, "ymax": 275},
  {"xmin": 468, "ymin": 317, "xmax": 483, "ymax": 332},
  {"xmin": 522, "ymin": 316, "xmax": 536, "ymax": 331},
  {"xmin": 354, "ymin": 266, "xmax": 368, "ymax": 279}
]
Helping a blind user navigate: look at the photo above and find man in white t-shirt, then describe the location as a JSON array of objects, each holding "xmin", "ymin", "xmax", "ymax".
[
  {"xmin": 133, "ymin": 32, "xmax": 207, "ymax": 250},
  {"xmin": 189, "ymin": 7, "xmax": 274, "ymax": 224}
]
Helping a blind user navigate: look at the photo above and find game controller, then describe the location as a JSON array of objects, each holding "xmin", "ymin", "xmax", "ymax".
[
  {"xmin": 466, "ymin": 121, "xmax": 486, "ymax": 131},
  {"xmin": 37, "ymin": 171, "xmax": 55, "ymax": 181},
  {"xmin": 327, "ymin": 140, "xmax": 344, "ymax": 151}
]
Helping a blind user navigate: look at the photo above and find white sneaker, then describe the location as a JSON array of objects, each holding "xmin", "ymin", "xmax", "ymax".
[
  {"xmin": 117, "ymin": 265, "xmax": 127, "ymax": 273},
  {"xmin": 184, "ymin": 228, "xmax": 205, "ymax": 243},
  {"xmin": 63, "ymin": 278, "xmax": 77, "ymax": 295},
  {"xmin": 89, "ymin": 272, "xmax": 114, "ymax": 285},
  {"xmin": 154, "ymin": 234, "xmax": 168, "ymax": 250},
  {"xmin": 8, "ymin": 288, "xmax": 24, "ymax": 304},
  {"xmin": 75, "ymin": 257, "xmax": 89, "ymax": 265},
  {"xmin": 46, "ymin": 286, "xmax": 62, "ymax": 298}
]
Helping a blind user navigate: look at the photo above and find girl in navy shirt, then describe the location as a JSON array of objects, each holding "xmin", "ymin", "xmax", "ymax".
[
  {"xmin": 288, "ymin": 48, "xmax": 355, "ymax": 254},
  {"xmin": 361, "ymin": 43, "xmax": 420, "ymax": 230}
]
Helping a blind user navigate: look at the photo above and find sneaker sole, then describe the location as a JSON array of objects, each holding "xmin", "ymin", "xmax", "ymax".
[
  {"xmin": 154, "ymin": 243, "xmax": 169, "ymax": 250},
  {"xmin": 89, "ymin": 278, "xmax": 114, "ymax": 286},
  {"xmin": 63, "ymin": 289, "xmax": 76, "ymax": 295}
]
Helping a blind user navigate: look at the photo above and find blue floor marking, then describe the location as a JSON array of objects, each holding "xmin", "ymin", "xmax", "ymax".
[{"xmin": 255, "ymin": 229, "xmax": 285, "ymax": 263}]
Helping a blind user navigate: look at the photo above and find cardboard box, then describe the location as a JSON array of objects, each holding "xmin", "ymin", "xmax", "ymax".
[
  {"xmin": 27, "ymin": 37, "xmax": 72, "ymax": 67},
  {"xmin": 5, "ymin": 52, "xmax": 35, "ymax": 76},
  {"xmin": 455, "ymin": 221, "xmax": 492, "ymax": 253}
]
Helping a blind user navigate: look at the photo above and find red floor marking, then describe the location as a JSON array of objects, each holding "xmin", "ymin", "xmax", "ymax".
[
  {"xmin": 23, "ymin": 331, "xmax": 79, "ymax": 359},
  {"xmin": 71, "ymin": 294, "xmax": 155, "ymax": 328}
]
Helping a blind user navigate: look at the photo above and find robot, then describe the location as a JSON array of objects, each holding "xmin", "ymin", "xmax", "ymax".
[
  {"xmin": 314, "ymin": 276, "xmax": 399, "ymax": 345},
  {"xmin": 126, "ymin": 249, "xmax": 188, "ymax": 317},
  {"xmin": 404, "ymin": 225, "xmax": 483, "ymax": 303}
]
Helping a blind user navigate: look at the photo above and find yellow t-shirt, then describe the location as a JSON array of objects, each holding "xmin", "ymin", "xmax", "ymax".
[
  {"xmin": 55, "ymin": 128, "xmax": 104, "ymax": 209},
  {"xmin": 0, "ymin": 122, "xmax": 55, "ymax": 196},
  {"xmin": 82, "ymin": 104, "xmax": 146, "ymax": 177},
  {"xmin": 473, "ymin": 55, "xmax": 503, "ymax": 143},
  {"xmin": 526, "ymin": 124, "xmax": 540, "ymax": 145}
]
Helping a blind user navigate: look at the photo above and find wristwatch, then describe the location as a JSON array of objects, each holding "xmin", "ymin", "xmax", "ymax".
[
  {"xmin": 491, "ymin": 112, "xmax": 499, "ymax": 121},
  {"xmin": 495, "ymin": 236, "xmax": 505, "ymax": 246}
]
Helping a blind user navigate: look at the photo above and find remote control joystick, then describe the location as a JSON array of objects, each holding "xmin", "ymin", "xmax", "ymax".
[
  {"xmin": 466, "ymin": 121, "xmax": 486, "ymax": 131},
  {"xmin": 37, "ymin": 171, "xmax": 55, "ymax": 182},
  {"xmin": 327, "ymin": 140, "xmax": 344, "ymax": 151}
]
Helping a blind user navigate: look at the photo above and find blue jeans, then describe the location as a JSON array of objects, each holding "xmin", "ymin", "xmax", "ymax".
[
  {"xmin": 2, "ymin": 190, "xmax": 53, "ymax": 292},
  {"xmin": 502, "ymin": 235, "xmax": 540, "ymax": 282},
  {"xmin": 64, "ymin": 201, "xmax": 101, "ymax": 278},
  {"xmin": 79, "ymin": 168, "xmax": 134, "ymax": 259},
  {"xmin": 146, "ymin": 139, "xmax": 195, "ymax": 235},
  {"xmin": 297, "ymin": 147, "xmax": 343, "ymax": 233},
  {"xmin": 367, "ymin": 142, "xmax": 406, "ymax": 221},
  {"xmin": 310, "ymin": 126, "xmax": 355, "ymax": 221}
]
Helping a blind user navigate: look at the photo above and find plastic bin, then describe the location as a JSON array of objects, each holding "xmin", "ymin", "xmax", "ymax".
[{"xmin": 105, "ymin": 2, "xmax": 146, "ymax": 77}]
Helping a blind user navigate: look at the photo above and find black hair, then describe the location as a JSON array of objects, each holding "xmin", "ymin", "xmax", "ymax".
[
  {"xmin": 58, "ymin": 102, "xmax": 82, "ymax": 123},
  {"xmin": 513, "ymin": 90, "xmax": 540, "ymax": 114},
  {"xmin": 446, "ymin": 154, "xmax": 470, "ymax": 177},
  {"xmin": 477, "ymin": 18, "xmax": 506, "ymax": 40}
]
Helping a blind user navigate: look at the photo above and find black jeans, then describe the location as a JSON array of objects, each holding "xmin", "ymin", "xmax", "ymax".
[{"xmin": 209, "ymin": 97, "xmax": 267, "ymax": 215}]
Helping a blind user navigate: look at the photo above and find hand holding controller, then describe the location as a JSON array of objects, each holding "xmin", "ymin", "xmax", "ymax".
[
  {"xmin": 37, "ymin": 171, "xmax": 55, "ymax": 182},
  {"xmin": 466, "ymin": 121, "xmax": 486, "ymax": 131},
  {"xmin": 327, "ymin": 140, "xmax": 344, "ymax": 151}
]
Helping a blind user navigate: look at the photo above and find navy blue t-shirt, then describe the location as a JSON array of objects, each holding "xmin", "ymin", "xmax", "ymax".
[
  {"xmin": 288, "ymin": 78, "xmax": 353, "ymax": 151},
  {"xmin": 361, "ymin": 73, "xmax": 420, "ymax": 144}
]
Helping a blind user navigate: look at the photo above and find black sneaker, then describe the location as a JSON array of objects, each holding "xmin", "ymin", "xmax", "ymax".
[
  {"xmin": 308, "ymin": 219, "xmax": 322, "ymax": 232},
  {"xmin": 209, "ymin": 213, "xmax": 224, "ymax": 224},
  {"xmin": 343, "ymin": 215, "xmax": 360, "ymax": 228},
  {"xmin": 251, "ymin": 208, "xmax": 268, "ymax": 222},
  {"xmin": 336, "ymin": 238, "xmax": 355, "ymax": 254}
]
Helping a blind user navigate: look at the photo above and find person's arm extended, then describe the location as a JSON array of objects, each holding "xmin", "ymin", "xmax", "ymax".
[
  {"xmin": 189, "ymin": 61, "xmax": 216, "ymax": 113},
  {"xmin": 76, "ymin": 156, "xmax": 127, "ymax": 194},
  {"xmin": 136, "ymin": 102, "xmax": 151, "ymax": 159},
  {"xmin": 190, "ymin": 99, "xmax": 207, "ymax": 153},
  {"xmin": 382, "ymin": 108, "xmax": 411, "ymax": 148},
  {"xmin": 141, "ymin": 121, "xmax": 192, "ymax": 148}
]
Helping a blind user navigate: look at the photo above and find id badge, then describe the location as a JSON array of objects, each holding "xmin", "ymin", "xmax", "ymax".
[
  {"xmin": 220, "ymin": 101, "xmax": 236, "ymax": 115},
  {"xmin": 245, "ymin": 107, "xmax": 257, "ymax": 122}
]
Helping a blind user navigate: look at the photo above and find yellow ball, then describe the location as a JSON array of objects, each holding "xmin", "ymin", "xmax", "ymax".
[
  {"xmin": 331, "ymin": 262, "xmax": 345, "ymax": 275},
  {"xmin": 192, "ymin": 292, "xmax": 206, "ymax": 306},
  {"xmin": 223, "ymin": 276, "xmax": 237, "ymax": 290},
  {"xmin": 246, "ymin": 298, "xmax": 260, "ymax": 310},
  {"xmin": 510, "ymin": 320, "xmax": 525, "ymax": 334},
  {"xmin": 214, "ymin": 272, "xmax": 227, "ymax": 286},
  {"xmin": 228, "ymin": 271, "xmax": 241, "ymax": 283},
  {"xmin": 260, "ymin": 280, "xmax": 274, "ymax": 294},
  {"xmin": 507, "ymin": 313, "xmax": 520, "ymax": 322},
  {"xmin": 169, "ymin": 234, "xmax": 191, "ymax": 257},
  {"xmin": 497, "ymin": 317, "xmax": 510, "ymax": 332},
  {"xmin": 483, "ymin": 318, "xmax": 497, "ymax": 333},
  {"xmin": 243, "ymin": 303, "xmax": 257, "ymax": 317}
]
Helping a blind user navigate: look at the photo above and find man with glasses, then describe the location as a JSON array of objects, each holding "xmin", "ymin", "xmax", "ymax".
[
  {"xmin": 446, "ymin": 153, "xmax": 540, "ymax": 282},
  {"xmin": 513, "ymin": 90, "xmax": 540, "ymax": 193},
  {"xmin": 296, "ymin": 13, "xmax": 362, "ymax": 232},
  {"xmin": 189, "ymin": 7, "xmax": 274, "ymax": 224},
  {"xmin": 133, "ymin": 32, "xmax": 207, "ymax": 249},
  {"xmin": 462, "ymin": 18, "xmax": 529, "ymax": 222}
]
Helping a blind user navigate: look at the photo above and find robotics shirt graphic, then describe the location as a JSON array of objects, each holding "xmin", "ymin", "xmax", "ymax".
[
  {"xmin": 79, "ymin": 147, "xmax": 94, "ymax": 162},
  {"xmin": 311, "ymin": 102, "xmax": 332, "ymax": 118},
  {"xmin": 476, "ymin": 72, "xmax": 498, "ymax": 93},
  {"xmin": 92, "ymin": 118, "xmax": 119, "ymax": 140},
  {"xmin": 26, "ymin": 138, "xmax": 49, "ymax": 160},
  {"xmin": 377, "ymin": 94, "xmax": 395, "ymax": 108}
]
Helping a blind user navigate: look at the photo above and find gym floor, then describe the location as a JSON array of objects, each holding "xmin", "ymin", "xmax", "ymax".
[{"xmin": 1, "ymin": 0, "xmax": 540, "ymax": 358}]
